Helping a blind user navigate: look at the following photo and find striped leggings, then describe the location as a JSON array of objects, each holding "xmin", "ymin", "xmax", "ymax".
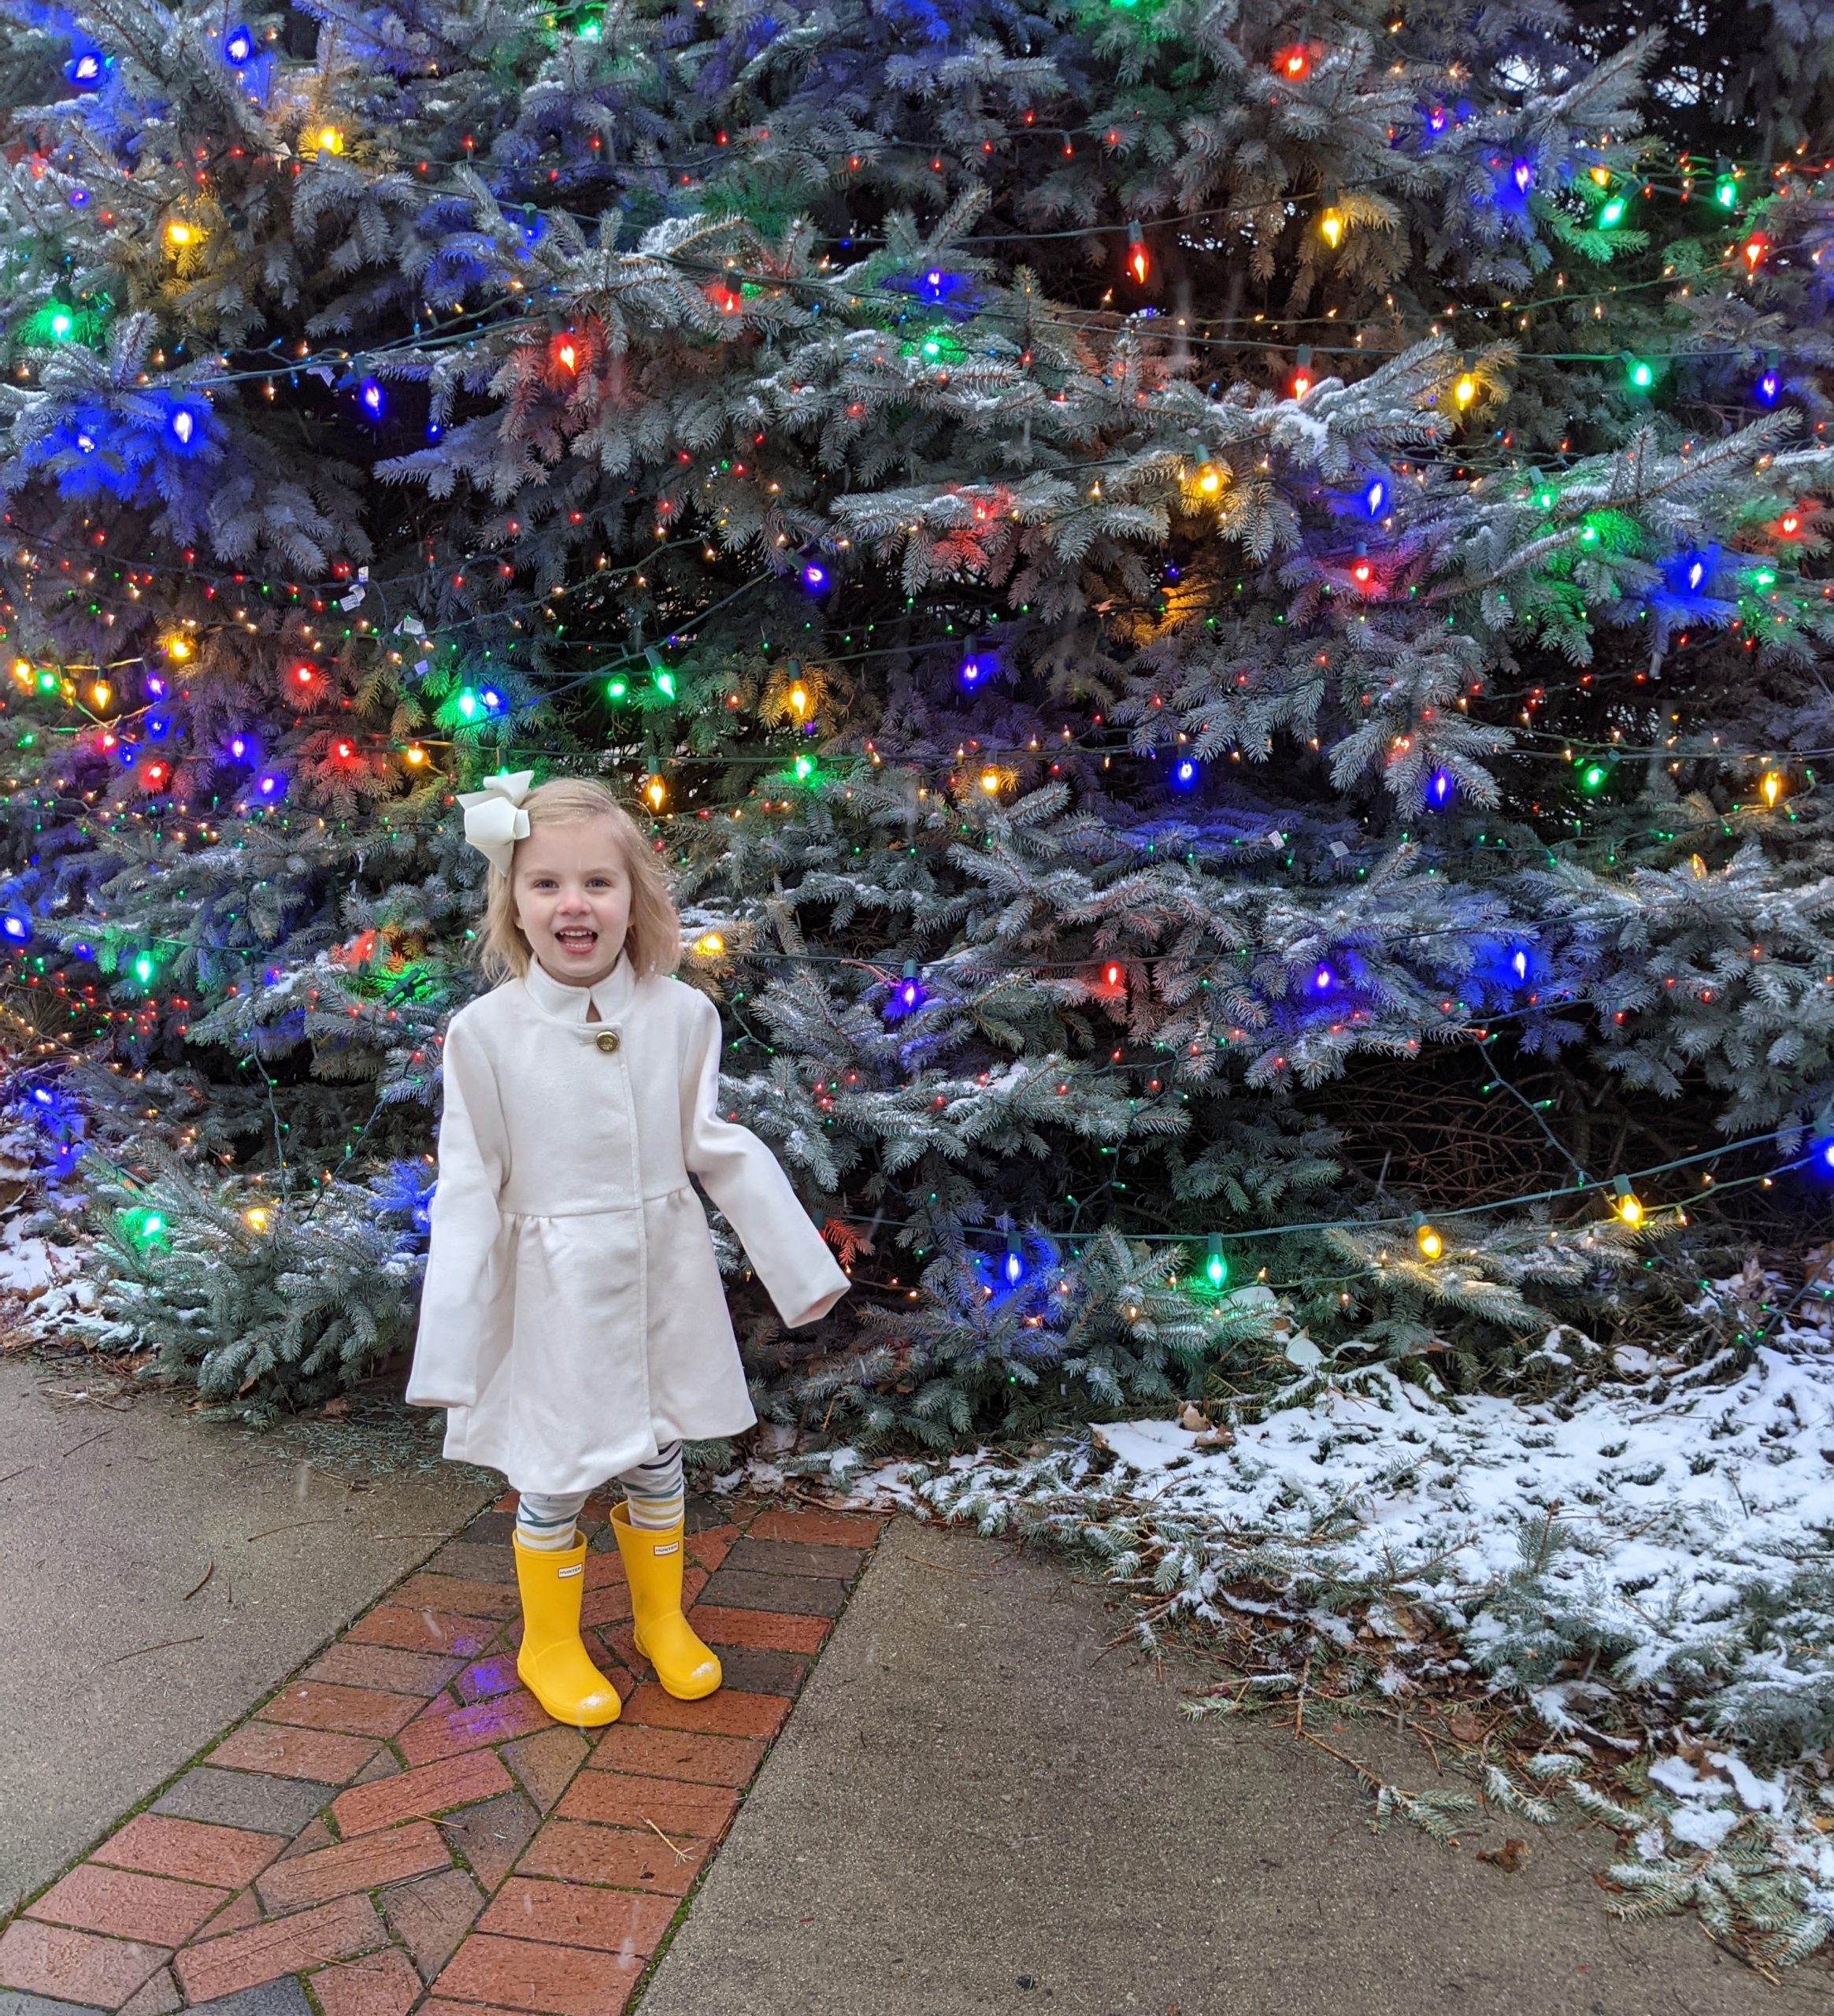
[{"xmin": 513, "ymin": 1441, "xmax": 684, "ymax": 1552}]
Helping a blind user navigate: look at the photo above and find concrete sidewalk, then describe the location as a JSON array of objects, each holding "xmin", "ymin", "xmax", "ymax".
[
  {"xmin": 0, "ymin": 1352, "xmax": 491, "ymax": 1916},
  {"xmin": 635, "ymin": 1519, "xmax": 1825, "ymax": 2016}
]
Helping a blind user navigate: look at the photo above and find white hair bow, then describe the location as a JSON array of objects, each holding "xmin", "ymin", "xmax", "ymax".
[{"xmin": 458, "ymin": 769, "xmax": 535, "ymax": 876}]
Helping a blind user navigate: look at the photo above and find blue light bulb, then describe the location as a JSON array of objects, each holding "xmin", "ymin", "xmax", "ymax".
[
  {"xmin": 1428, "ymin": 767, "xmax": 1454, "ymax": 808},
  {"xmin": 224, "ymin": 24, "xmax": 254, "ymax": 61},
  {"xmin": 358, "ymin": 377, "xmax": 383, "ymax": 419},
  {"xmin": 1363, "ymin": 476, "xmax": 1388, "ymax": 517},
  {"xmin": 1312, "ymin": 962, "xmax": 1333, "ymax": 993},
  {"xmin": 800, "ymin": 561, "xmax": 829, "ymax": 593}
]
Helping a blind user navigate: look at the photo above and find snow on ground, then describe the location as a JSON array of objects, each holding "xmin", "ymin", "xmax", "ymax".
[{"xmin": 768, "ymin": 1306, "xmax": 1834, "ymax": 1959}]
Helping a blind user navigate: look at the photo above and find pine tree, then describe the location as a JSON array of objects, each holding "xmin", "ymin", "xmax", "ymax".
[{"xmin": 0, "ymin": 0, "xmax": 1829, "ymax": 1428}]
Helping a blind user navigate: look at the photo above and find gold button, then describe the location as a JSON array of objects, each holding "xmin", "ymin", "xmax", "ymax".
[{"xmin": 595, "ymin": 1029, "xmax": 621, "ymax": 1054}]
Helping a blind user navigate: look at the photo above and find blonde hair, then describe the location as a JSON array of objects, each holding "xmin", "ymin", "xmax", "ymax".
[{"xmin": 476, "ymin": 776, "xmax": 682, "ymax": 984}]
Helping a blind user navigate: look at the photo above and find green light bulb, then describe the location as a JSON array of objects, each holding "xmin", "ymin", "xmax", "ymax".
[
  {"xmin": 606, "ymin": 677, "xmax": 627, "ymax": 699},
  {"xmin": 133, "ymin": 953, "xmax": 154, "ymax": 983},
  {"xmin": 1627, "ymin": 358, "xmax": 1654, "ymax": 390},
  {"xmin": 457, "ymin": 689, "xmax": 479, "ymax": 720}
]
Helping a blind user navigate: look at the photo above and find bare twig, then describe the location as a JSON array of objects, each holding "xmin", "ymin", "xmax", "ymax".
[
  {"xmin": 55, "ymin": 1428, "xmax": 116, "ymax": 1461},
  {"xmin": 109, "ymin": 1634, "xmax": 208, "ymax": 1664},
  {"xmin": 642, "ymin": 1817, "xmax": 693, "ymax": 1865},
  {"xmin": 183, "ymin": 1562, "xmax": 214, "ymax": 1601}
]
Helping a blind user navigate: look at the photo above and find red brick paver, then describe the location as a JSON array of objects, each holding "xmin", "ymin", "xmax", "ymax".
[
  {"xmin": 260, "ymin": 1679, "xmax": 427, "ymax": 1738},
  {"xmin": 432, "ymin": 1933, "xmax": 643, "ymax": 2016},
  {"xmin": 175, "ymin": 1894, "xmax": 386, "ymax": 2003},
  {"xmin": 254, "ymin": 1821, "xmax": 450, "ymax": 1914},
  {"xmin": 0, "ymin": 1918, "xmax": 171, "ymax": 2007},
  {"xmin": 5, "ymin": 1494, "xmax": 884, "ymax": 2016},
  {"xmin": 312, "ymin": 1944, "xmax": 428, "ymax": 2016},
  {"xmin": 684, "ymin": 1602, "xmax": 832, "ymax": 1654},
  {"xmin": 347, "ymin": 1606, "xmax": 501, "ymax": 1658},
  {"xmin": 747, "ymin": 1506, "xmax": 886, "ymax": 1547},
  {"xmin": 331, "ymin": 1749, "xmax": 515, "ymax": 1838},
  {"xmin": 24, "ymin": 1866, "xmax": 232, "ymax": 1947},
  {"xmin": 92, "ymin": 1815, "xmax": 288, "ymax": 1889},
  {"xmin": 398, "ymin": 1689, "xmax": 554, "ymax": 1766},
  {"xmin": 618, "ymin": 1681, "xmax": 790, "ymax": 1740},
  {"xmin": 478, "ymin": 1880, "xmax": 675, "ymax": 1959},
  {"xmin": 554, "ymin": 1770, "xmax": 739, "ymax": 1840},
  {"xmin": 209, "ymin": 1721, "xmax": 383, "ymax": 1782}
]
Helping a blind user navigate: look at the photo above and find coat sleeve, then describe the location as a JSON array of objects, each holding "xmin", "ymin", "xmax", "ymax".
[
  {"xmin": 406, "ymin": 1010, "xmax": 511, "ymax": 1409},
  {"xmin": 680, "ymin": 990, "xmax": 850, "ymax": 1329}
]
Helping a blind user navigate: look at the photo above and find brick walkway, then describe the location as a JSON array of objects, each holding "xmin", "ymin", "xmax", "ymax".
[{"xmin": 0, "ymin": 1494, "xmax": 884, "ymax": 2016}]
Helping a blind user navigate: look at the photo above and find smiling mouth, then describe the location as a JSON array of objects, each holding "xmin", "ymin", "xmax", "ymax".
[{"xmin": 554, "ymin": 928, "xmax": 599, "ymax": 954}]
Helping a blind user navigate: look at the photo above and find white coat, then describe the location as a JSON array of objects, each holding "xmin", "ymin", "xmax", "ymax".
[{"xmin": 404, "ymin": 953, "xmax": 851, "ymax": 1493}]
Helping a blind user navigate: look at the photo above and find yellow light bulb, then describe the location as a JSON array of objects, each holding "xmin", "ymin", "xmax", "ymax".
[
  {"xmin": 1590, "ymin": 165, "xmax": 1611, "ymax": 187},
  {"xmin": 163, "ymin": 633, "xmax": 192, "ymax": 662},
  {"xmin": 1615, "ymin": 1191, "xmax": 1644, "ymax": 1228},
  {"xmin": 980, "ymin": 767, "xmax": 1002, "ymax": 795},
  {"xmin": 11, "ymin": 658, "xmax": 31, "ymax": 687},
  {"xmin": 1320, "ymin": 206, "xmax": 1345, "ymax": 248},
  {"xmin": 165, "ymin": 220, "xmax": 195, "ymax": 247},
  {"xmin": 1454, "ymin": 373, "xmax": 1479, "ymax": 410},
  {"xmin": 644, "ymin": 773, "xmax": 667, "ymax": 810},
  {"xmin": 1762, "ymin": 769, "xmax": 1783, "ymax": 808},
  {"xmin": 245, "ymin": 1206, "xmax": 270, "ymax": 1232},
  {"xmin": 1690, "ymin": 853, "xmax": 1707, "ymax": 878},
  {"xmin": 1415, "ymin": 1222, "xmax": 1443, "ymax": 1261},
  {"xmin": 789, "ymin": 684, "xmax": 809, "ymax": 716},
  {"xmin": 1196, "ymin": 465, "xmax": 1222, "ymax": 495},
  {"xmin": 404, "ymin": 743, "xmax": 427, "ymax": 765},
  {"xmin": 316, "ymin": 126, "xmax": 345, "ymax": 154},
  {"xmin": 696, "ymin": 932, "xmax": 725, "ymax": 955},
  {"xmin": 91, "ymin": 681, "xmax": 111, "ymax": 709}
]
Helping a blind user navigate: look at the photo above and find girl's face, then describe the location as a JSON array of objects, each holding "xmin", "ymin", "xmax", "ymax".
[{"xmin": 513, "ymin": 817, "xmax": 632, "ymax": 989}]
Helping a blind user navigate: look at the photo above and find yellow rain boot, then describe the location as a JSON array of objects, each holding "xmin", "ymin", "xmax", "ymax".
[
  {"xmin": 610, "ymin": 1503, "xmax": 722, "ymax": 1700},
  {"xmin": 512, "ymin": 1529, "xmax": 622, "ymax": 1727}
]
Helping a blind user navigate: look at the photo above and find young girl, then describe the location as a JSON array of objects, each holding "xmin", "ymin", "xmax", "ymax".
[{"xmin": 406, "ymin": 771, "xmax": 851, "ymax": 1728}]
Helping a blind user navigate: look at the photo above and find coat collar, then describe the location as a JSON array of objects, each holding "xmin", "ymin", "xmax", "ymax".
[{"xmin": 522, "ymin": 947, "xmax": 637, "ymax": 1025}]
